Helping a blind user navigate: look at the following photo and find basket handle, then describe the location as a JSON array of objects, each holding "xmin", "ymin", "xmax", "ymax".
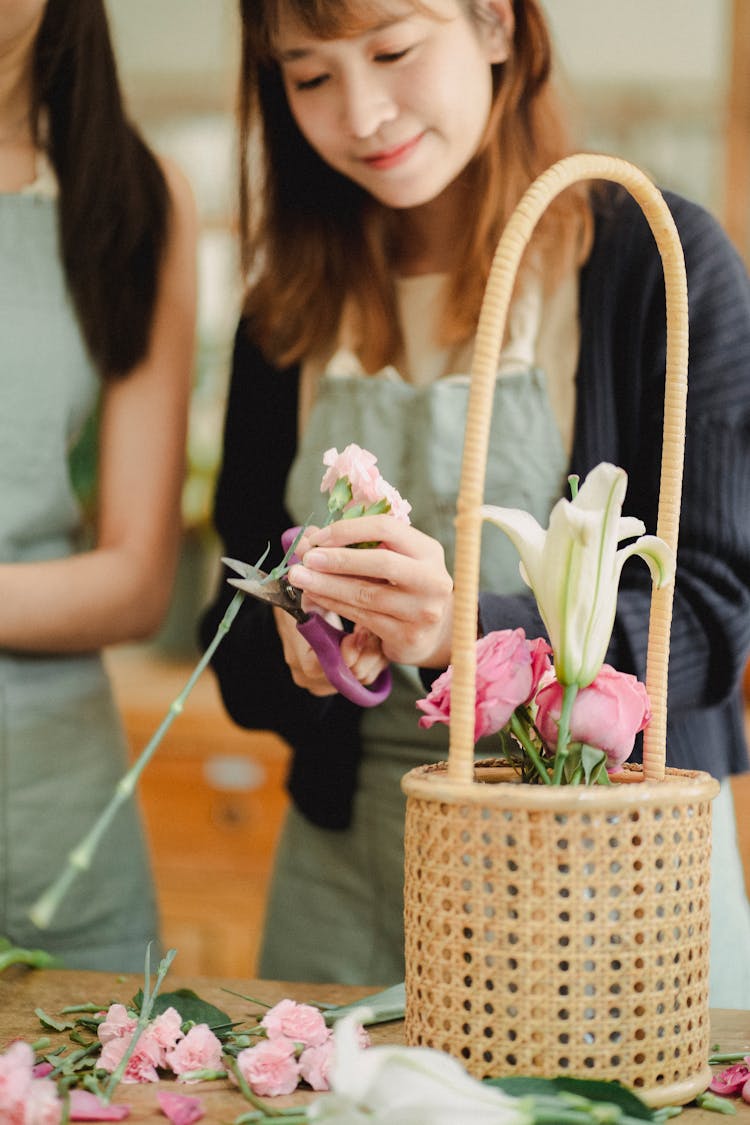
[{"xmin": 447, "ymin": 154, "xmax": 688, "ymax": 785}]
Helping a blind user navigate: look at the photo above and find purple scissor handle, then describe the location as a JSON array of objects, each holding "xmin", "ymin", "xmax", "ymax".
[{"xmin": 222, "ymin": 555, "xmax": 391, "ymax": 708}]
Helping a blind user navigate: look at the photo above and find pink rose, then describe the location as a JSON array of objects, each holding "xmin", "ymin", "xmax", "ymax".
[
  {"xmin": 417, "ymin": 629, "xmax": 552, "ymax": 741},
  {"xmin": 298, "ymin": 1035, "xmax": 336, "ymax": 1091},
  {"xmin": 165, "ymin": 1025, "xmax": 223, "ymax": 1079},
  {"xmin": 235, "ymin": 1039, "xmax": 300, "ymax": 1097},
  {"xmin": 535, "ymin": 664, "xmax": 651, "ymax": 770},
  {"xmin": 98, "ymin": 1005, "xmax": 138, "ymax": 1046},
  {"xmin": 261, "ymin": 1000, "xmax": 329, "ymax": 1048},
  {"xmin": 98, "ymin": 1030, "xmax": 161, "ymax": 1084}
]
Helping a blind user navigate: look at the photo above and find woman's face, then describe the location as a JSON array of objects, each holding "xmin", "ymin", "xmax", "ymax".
[
  {"xmin": 273, "ymin": 0, "xmax": 509, "ymax": 211},
  {"xmin": 0, "ymin": 0, "xmax": 46, "ymax": 56}
]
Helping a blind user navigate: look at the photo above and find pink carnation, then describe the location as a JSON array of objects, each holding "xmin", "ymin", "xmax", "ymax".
[
  {"xmin": 261, "ymin": 999, "xmax": 329, "ymax": 1048},
  {"xmin": 377, "ymin": 479, "xmax": 412, "ymax": 524},
  {"xmin": 148, "ymin": 1008, "xmax": 184, "ymax": 1057},
  {"xmin": 97, "ymin": 1005, "xmax": 138, "ymax": 1046},
  {"xmin": 165, "ymin": 1025, "xmax": 223, "ymax": 1079},
  {"xmin": 98, "ymin": 1030, "xmax": 161, "ymax": 1084},
  {"xmin": 320, "ymin": 444, "xmax": 380, "ymax": 504},
  {"xmin": 0, "ymin": 1041, "xmax": 62, "ymax": 1125},
  {"xmin": 535, "ymin": 664, "xmax": 651, "ymax": 770},
  {"xmin": 22, "ymin": 1078, "xmax": 62, "ymax": 1125},
  {"xmin": 320, "ymin": 444, "xmax": 411, "ymax": 524},
  {"xmin": 298, "ymin": 1035, "xmax": 336, "ymax": 1091},
  {"xmin": 235, "ymin": 1038, "xmax": 300, "ymax": 1097},
  {"xmin": 417, "ymin": 629, "xmax": 552, "ymax": 741}
]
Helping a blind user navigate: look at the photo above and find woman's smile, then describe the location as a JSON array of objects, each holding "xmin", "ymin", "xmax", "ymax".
[{"xmin": 361, "ymin": 131, "xmax": 425, "ymax": 170}]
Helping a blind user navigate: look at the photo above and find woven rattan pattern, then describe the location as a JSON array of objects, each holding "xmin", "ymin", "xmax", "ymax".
[{"xmin": 403, "ymin": 765, "xmax": 714, "ymax": 1093}]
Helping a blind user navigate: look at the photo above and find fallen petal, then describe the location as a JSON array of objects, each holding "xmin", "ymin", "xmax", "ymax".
[
  {"xmin": 69, "ymin": 1088, "xmax": 131, "ymax": 1120},
  {"xmin": 157, "ymin": 1089, "xmax": 205, "ymax": 1124}
]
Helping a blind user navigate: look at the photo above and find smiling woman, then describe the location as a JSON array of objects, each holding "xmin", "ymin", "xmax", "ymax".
[{"xmin": 200, "ymin": 0, "xmax": 750, "ymax": 1001}]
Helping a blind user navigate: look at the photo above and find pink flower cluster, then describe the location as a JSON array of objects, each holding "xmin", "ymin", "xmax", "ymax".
[
  {"xmin": 417, "ymin": 627, "xmax": 650, "ymax": 771},
  {"xmin": 97, "ymin": 1003, "xmax": 222, "ymax": 1085},
  {"xmin": 234, "ymin": 999, "xmax": 368, "ymax": 1097},
  {"xmin": 321, "ymin": 444, "xmax": 411, "ymax": 524}
]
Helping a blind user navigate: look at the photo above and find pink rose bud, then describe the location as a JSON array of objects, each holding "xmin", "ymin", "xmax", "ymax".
[{"xmin": 535, "ymin": 664, "xmax": 651, "ymax": 770}]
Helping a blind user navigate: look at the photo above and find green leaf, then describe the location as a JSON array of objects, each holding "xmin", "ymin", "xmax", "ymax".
[
  {"xmin": 132, "ymin": 987, "xmax": 232, "ymax": 1034},
  {"xmin": 323, "ymin": 982, "xmax": 405, "ymax": 1026},
  {"xmin": 580, "ymin": 743, "xmax": 607, "ymax": 784},
  {"xmin": 35, "ymin": 1008, "xmax": 74, "ymax": 1032},
  {"xmin": 484, "ymin": 1076, "xmax": 657, "ymax": 1120}
]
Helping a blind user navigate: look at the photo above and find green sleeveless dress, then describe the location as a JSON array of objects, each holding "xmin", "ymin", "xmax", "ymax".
[
  {"xmin": 0, "ymin": 185, "xmax": 159, "ymax": 969},
  {"xmin": 259, "ymin": 274, "xmax": 570, "ymax": 984}
]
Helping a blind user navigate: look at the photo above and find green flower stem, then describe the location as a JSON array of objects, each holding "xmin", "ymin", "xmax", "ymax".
[
  {"xmin": 230, "ymin": 1057, "xmax": 291, "ymax": 1118},
  {"xmin": 103, "ymin": 947, "xmax": 176, "ymax": 1101},
  {"xmin": 694, "ymin": 1090, "xmax": 738, "ymax": 1114},
  {"xmin": 709, "ymin": 1051, "xmax": 750, "ymax": 1064},
  {"xmin": 551, "ymin": 682, "xmax": 579, "ymax": 785},
  {"xmin": 509, "ymin": 712, "xmax": 552, "ymax": 785},
  {"xmin": 0, "ymin": 945, "xmax": 59, "ymax": 972},
  {"xmin": 178, "ymin": 1067, "xmax": 228, "ymax": 1082},
  {"xmin": 28, "ymin": 592, "xmax": 245, "ymax": 929}
]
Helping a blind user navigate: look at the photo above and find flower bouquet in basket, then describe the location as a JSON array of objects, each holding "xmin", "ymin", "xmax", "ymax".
[
  {"xmin": 417, "ymin": 462, "xmax": 675, "ymax": 787},
  {"xmin": 400, "ymin": 153, "xmax": 721, "ymax": 1111}
]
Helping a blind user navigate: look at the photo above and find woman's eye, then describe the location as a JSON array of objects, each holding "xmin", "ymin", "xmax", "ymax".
[
  {"xmin": 294, "ymin": 73, "xmax": 329, "ymax": 92},
  {"xmin": 374, "ymin": 47, "xmax": 412, "ymax": 64}
]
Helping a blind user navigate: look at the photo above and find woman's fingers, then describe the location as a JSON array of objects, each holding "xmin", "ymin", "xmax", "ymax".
[
  {"xmin": 272, "ymin": 605, "xmax": 335, "ymax": 696},
  {"xmin": 286, "ymin": 516, "xmax": 454, "ymax": 667}
]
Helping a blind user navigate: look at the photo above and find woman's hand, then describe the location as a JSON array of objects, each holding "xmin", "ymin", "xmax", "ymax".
[
  {"xmin": 286, "ymin": 515, "xmax": 454, "ymax": 668},
  {"xmin": 272, "ymin": 605, "xmax": 388, "ymax": 696}
]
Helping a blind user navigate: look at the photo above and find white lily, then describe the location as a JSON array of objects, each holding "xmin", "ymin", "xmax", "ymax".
[
  {"xmin": 308, "ymin": 1011, "xmax": 531, "ymax": 1124},
  {"xmin": 481, "ymin": 462, "xmax": 675, "ymax": 687}
]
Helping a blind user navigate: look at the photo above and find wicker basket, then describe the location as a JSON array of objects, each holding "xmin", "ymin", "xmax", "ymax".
[{"xmin": 401, "ymin": 154, "xmax": 719, "ymax": 1108}]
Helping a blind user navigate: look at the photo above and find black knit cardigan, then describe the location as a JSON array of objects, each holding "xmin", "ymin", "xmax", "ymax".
[{"xmin": 200, "ymin": 186, "xmax": 750, "ymax": 830}]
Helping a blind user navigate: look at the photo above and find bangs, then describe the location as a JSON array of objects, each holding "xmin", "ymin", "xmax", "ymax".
[{"xmin": 245, "ymin": 0, "xmax": 433, "ymax": 60}]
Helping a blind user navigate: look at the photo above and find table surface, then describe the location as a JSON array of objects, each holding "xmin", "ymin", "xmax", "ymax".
[{"xmin": 1, "ymin": 968, "xmax": 749, "ymax": 1122}]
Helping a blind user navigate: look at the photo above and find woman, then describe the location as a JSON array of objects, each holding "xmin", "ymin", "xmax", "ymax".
[
  {"xmin": 0, "ymin": 0, "xmax": 197, "ymax": 969},
  {"xmin": 201, "ymin": 0, "xmax": 750, "ymax": 1002}
]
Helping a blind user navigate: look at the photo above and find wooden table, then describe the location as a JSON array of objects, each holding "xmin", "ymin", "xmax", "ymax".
[{"xmin": 1, "ymin": 967, "xmax": 749, "ymax": 1122}]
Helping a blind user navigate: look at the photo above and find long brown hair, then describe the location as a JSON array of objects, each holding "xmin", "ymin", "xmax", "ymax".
[
  {"xmin": 32, "ymin": 0, "xmax": 170, "ymax": 380},
  {"xmin": 239, "ymin": 0, "xmax": 591, "ymax": 371}
]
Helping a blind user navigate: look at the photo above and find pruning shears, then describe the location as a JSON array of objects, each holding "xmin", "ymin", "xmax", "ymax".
[{"xmin": 222, "ymin": 556, "xmax": 392, "ymax": 708}]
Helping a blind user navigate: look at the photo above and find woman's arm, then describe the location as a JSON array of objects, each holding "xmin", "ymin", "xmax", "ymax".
[{"xmin": 0, "ymin": 158, "xmax": 198, "ymax": 652}]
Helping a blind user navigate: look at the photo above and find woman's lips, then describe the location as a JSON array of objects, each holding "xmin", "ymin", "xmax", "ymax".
[{"xmin": 362, "ymin": 133, "xmax": 423, "ymax": 170}]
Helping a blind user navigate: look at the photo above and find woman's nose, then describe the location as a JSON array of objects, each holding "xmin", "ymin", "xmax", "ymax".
[{"xmin": 340, "ymin": 68, "xmax": 398, "ymax": 139}]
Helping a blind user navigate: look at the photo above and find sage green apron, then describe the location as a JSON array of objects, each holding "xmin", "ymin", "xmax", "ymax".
[
  {"xmin": 259, "ymin": 367, "xmax": 568, "ymax": 984},
  {"xmin": 0, "ymin": 192, "xmax": 159, "ymax": 970}
]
